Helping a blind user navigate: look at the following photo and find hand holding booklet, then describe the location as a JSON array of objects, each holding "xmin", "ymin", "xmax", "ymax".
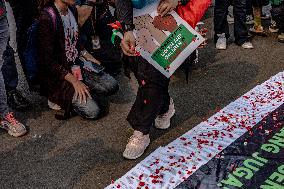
[{"xmin": 133, "ymin": 2, "xmax": 205, "ymax": 78}]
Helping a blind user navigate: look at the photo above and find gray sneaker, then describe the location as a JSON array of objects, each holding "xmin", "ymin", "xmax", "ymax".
[
  {"xmin": 241, "ymin": 41, "xmax": 254, "ymax": 49},
  {"xmin": 123, "ymin": 130, "xmax": 150, "ymax": 160},
  {"xmin": 246, "ymin": 15, "xmax": 254, "ymax": 25},
  {"xmin": 0, "ymin": 112, "xmax": 27, "ymax": 137},
  {"xmin": 155, "ymin": 98, "xmax": 175, "ymax": 129},
  {"xmin": 216, "ymin": 33, "xmax": 227, "ymax": 50},
  {"xmin": 227, "ymin": 14, "xmax": 234, "ymax": 24}
]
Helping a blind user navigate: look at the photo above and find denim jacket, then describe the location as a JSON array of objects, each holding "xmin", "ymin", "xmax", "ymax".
[{"xmin": 0, "ymin": 0, "xmax": 6, "ymax": 19}]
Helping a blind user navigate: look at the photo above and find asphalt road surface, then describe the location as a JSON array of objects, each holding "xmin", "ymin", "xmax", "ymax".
[{"xmin": 0, "ymin": 8, "xmax": 283, "ymax": 189}]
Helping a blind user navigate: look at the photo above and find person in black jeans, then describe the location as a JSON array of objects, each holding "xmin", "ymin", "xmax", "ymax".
[
  {"xmin": 214, "ymin": 0, "xmax": 254, "ymax": 50},
  {"xmin": 116, "ymin": 0, "xmax": 177, "ymax": 160}
]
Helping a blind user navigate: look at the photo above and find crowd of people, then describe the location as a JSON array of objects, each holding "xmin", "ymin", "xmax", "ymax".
[
  {"xmin": 215, "ymin": 0, "xmax": 284, "ymax": 50},
  {"xmin": 0, "ymin": 0, "xmax": 283, "ymax": 160}
]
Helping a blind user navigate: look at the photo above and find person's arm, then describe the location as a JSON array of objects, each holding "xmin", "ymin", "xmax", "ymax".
[
  {"xmin": 76, "ymin": 4, "xmax": 93, "ymax": 27},
  {"xmin": 80, "ymin": 49, "xmax": 101, "ymax": 64},
  {"xmin": 157, "ymin": 0, "xmax": 179, "ymax": 17},
  {"xmin": 115, "ymin": 0, "xmax": 136, "ymax": 56},
  {"xmin": 115, "ymin": 0, "xmax": 133, "ymax": 25},
  {"xmin": 64, "ymin": 73, "xmax": 91, "ymax": 104}
]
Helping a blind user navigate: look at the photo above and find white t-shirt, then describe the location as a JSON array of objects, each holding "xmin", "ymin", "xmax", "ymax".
[{"xmin": 60, "ymin": 8, "xmax": 78, "ymax": 63}]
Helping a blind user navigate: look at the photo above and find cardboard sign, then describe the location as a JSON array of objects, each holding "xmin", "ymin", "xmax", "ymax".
[{"xmin": 133, "ymin": 2, "xmax": 205, "ymax": 78}]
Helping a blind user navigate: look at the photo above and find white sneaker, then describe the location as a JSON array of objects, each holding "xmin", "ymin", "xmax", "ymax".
[
  {"xmin": 155, "ymin": 98, "xmax": 175, "ymax": 129},
  {"xmin": 216, "ymin": 33, "xmax": 227, "ymax": 50},
  {"xmin": 227, "ymin": 14, "xmax": 234, "ymax": 24},
  {"xmin": 227, "ymin": 6, "xmax": 234, "ymax": 24},
  {"xmin": 48, "ymin": 100, "xmax": 61, "ymax": 111},
  {"xmin": 269, "ymin": 20, "xmax": 279, "ymax": 33},
  {"xmin": 123, "ymin": 131, "xmax": 150, "ymax": 160},
  {"xmin": 246, "ymin": 15, "xmax": 254, "ymax": 25},
  {"xmin": 241, "ymin": 42, "xmax": 254, "ymax": 49}
]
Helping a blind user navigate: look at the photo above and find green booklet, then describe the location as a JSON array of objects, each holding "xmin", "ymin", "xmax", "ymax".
[{"xmin": 133, "ymin": 2, "xmax": 205, "ymax": 78}]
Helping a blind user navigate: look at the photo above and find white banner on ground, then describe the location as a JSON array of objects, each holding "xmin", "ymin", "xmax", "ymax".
[{"xmin": 105, "ymin": 71, "xmax": 284, "ymax": 189}]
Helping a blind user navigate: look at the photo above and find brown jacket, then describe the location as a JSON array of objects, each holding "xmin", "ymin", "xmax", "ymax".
[{"xmin": 38, "ymin": 5, "xmax": 78, "ymax": 114}]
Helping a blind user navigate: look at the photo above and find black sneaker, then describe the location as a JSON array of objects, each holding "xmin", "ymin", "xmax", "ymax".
[{"xmin": 6, "ymin": 89, "xmax": 30, "ymax": 110}]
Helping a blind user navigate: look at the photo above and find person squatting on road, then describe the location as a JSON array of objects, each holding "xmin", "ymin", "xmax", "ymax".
[
  {"xmin": 37, "ymin": 0, "xmax": 118, "ymax": 120},
  {"xmin": 0, "ymin": 0, "xmax": 27, "ymax": 137}
]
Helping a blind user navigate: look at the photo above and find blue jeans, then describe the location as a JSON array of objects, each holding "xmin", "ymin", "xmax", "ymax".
[
  {"xmin": 72, "ymin": 70, "xmax": 119, "ymax": 119},
  {"xmin": 0, "ymin": 17, "xmax": 9, "ymax": 118}
]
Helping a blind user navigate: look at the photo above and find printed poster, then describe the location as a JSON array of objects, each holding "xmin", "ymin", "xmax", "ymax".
[{"xmin": 133, "ymin": 2, "xmax": 205, "ymax": 78}]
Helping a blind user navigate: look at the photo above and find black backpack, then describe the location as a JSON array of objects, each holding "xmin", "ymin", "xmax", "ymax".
[{"xmin": 23, "ymin": 7, "xmax": 57, "ymax": 88}]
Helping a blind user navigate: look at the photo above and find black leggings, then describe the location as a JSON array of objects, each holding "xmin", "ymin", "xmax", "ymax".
[{"xmin": 126, "ymin": 56, "xmax": 170, "ymax": 135}]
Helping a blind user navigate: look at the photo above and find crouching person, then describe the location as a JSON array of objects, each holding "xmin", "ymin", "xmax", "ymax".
[{"xmin": 37, "ymin": 0, "xmax": 118, "ymax": 119}]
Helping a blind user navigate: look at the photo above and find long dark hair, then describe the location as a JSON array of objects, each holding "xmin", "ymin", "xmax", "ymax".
[{"xmin": 37, "ymin": 0, "xmax": 55, "ymax": 10}]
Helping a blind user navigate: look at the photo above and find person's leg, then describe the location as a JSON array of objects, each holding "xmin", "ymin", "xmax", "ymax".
[
  {"xmin": 233, "ymin": 0, "xmax": 252, "ymax": 46},
  {"xmin": 0, "ymin": 17, "xmax": 26, "ymax": 137},
  {"xmin": 272, "ymin": 3, "xmax": 284, "ymax": 42},
  {"xmin": 1, "ymin": 42, "xmax": 30, "ymax": 110},
  {"xmin": 246, "ymin": 0, "xmax": 254, "ymax": 24},
  {"xmin": 123, "ymin": 57, "xmax": 172, "ymax": 159},
  {"xmin": 126, "ymin": 58, "xmax": 170, "ymax": 135},
  {"xmin": 250, "ymin": 0, "xmax": 265, "ymax": 33},
  {"xmin": 82, "ymin": 69, "xmax": 119, "ymax": 116},
  {"xmin": 127, "ymin": 80, "xmax": 170, "ymax": 134},
  {"xmin": 214, "ymin": 0, "xmax": 230, "ymax": 42},
  {"xmin": 2, "ymin": 43, "xmax": 17, "ymax": 91},
  {"xmin": 0, "ymin": 18, "xmax": 9, "ymax": 119},
  {"xmin": 72, "ymin": 95, "xmax": 100, "ymax": 119},
  {"xmin": 82, "ymin": 69, "xmax": 119, "ymax": 96},
  {"xmin": 246, "ymin": 0, "xmax": 253, "ymax": 15}
]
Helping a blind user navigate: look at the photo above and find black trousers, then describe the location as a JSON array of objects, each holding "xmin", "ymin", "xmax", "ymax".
[
  {"xmin": 126, "ymin": 56, "xmax": 170, "ymax": 135},
  {"xmin": 246, "ymin": 0, "xmax": 253, "ymax": 15},
  {"xmin": 214, "ymin": 0, "xmax": 249, "ymax": 45},
  {"xmin": 271, "ymin": 3, "xmax": 284, "ymax": 33},
  {"xmin": 2, "ymin": 42, "xmax": 18, "ymax": 91}
]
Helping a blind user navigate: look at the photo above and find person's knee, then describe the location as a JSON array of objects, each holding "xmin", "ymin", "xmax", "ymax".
[
  {"xmin": 73, "ymin": 98, "xmax": 100, "ymax": 119},
  {"xmin": 82, "ymin": 106, "xmax": 100, "ymax": 119},
  {"xmin": 100, "ymin": 73, "xmax": 119, "ymax": 96}
]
